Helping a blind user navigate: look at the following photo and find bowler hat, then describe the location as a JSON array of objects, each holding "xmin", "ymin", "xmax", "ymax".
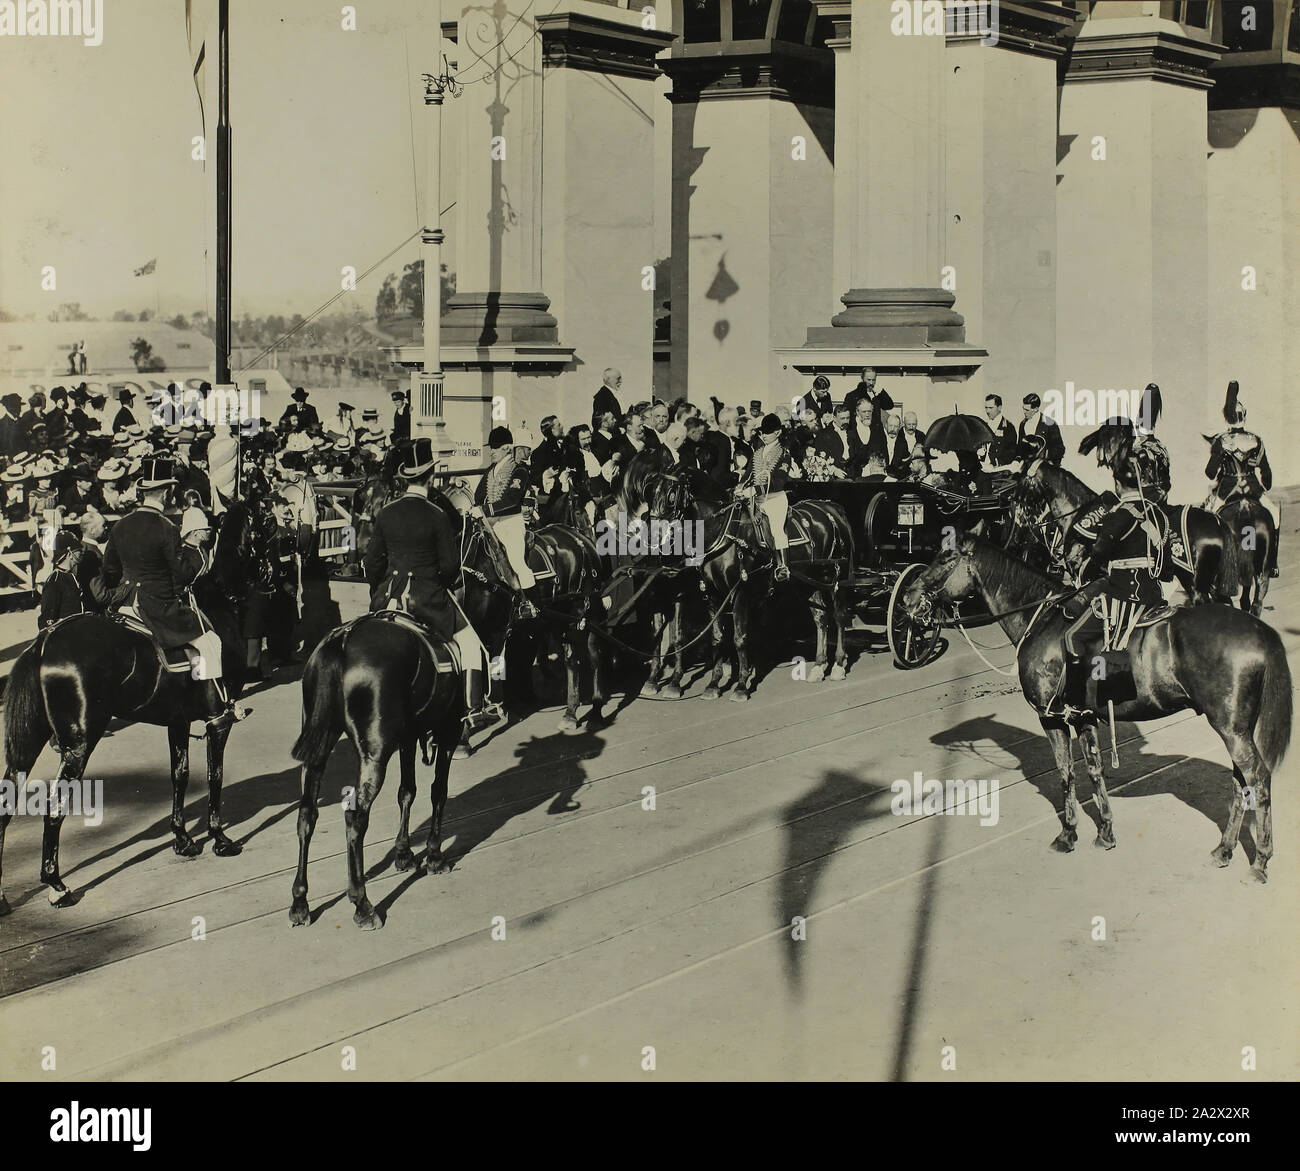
[
  {"xmin": 1, "ymin": 393, "xmax": 22, "ymax": 413},
  {"xmin": 291, "ymin": 387, "xmax": 309, "ymax": 401}
]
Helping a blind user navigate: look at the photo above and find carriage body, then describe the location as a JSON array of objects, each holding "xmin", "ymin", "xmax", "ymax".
[{"xmin": 788, "ymin": 479, "xmax": 1012, "ymax": 667}]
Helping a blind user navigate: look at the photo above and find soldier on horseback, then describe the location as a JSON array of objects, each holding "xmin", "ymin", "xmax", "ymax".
[
  {"xmin": 364, "ymin": 437, "xmax": 495, "ymax": 730},
  {"xmin": 96, "ymin": 456, "xmax": 249, "ymax": 730},
  {"xmin": 471, "ymin": 426, "xmax": 539, "ymax": 619},
  {"xmin": 741, "ymin": 413, "xmax": 802, "ymax": 582},
  {"xmin": 1205, "ymin": 381, "xmax": 1279, "ymax": 578}
]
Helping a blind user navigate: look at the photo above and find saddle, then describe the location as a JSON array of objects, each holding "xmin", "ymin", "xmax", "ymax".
[
  {"xmin": 371, "ymin": 607, "xmax": 460, "ymax": 674},
  {"xmin": 1058, "ymin": 595, "xmax": 1172, "ymax": 713},
  {"xmin": 753, "ymin": 507, "xmax": 812, "ymax": 549},
  {"xmin": 113, "ymin": 605, "xmax": 195, "ymax": 675}
]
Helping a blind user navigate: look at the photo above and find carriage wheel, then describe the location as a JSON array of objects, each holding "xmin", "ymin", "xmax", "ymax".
[{"xmin": 887, "ymin": 563, "xmax": 942, "ymax": 669}]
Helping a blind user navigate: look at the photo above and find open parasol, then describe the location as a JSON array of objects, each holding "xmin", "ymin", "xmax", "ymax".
[{"xmin": 923, "ymin": 407, "xmax": 996, "ymax": 453}]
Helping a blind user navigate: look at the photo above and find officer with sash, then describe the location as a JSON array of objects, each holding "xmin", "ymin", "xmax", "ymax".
[{"xmin": 364, "ymin": 437, "xmax": 494, "ymax": 729}]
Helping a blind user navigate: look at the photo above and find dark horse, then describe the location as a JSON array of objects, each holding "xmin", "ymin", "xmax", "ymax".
[
  {"xmin": 1011, "ymin": 460, "xmax": 1240, "ymax": 605},
  {"xmin": 902, "ymin": 532, "xmax": 1290, "ymax": 879},
  {"xmin": 644, "ymin": 467, "xmax": 855, "ymax": 702},
  {"xmin": 457, "ymin": 501, "xmax": 609, "ymax": 745},
  {"xmin": 0, "ymin": 501, "xmax": 266, "ymax": 915}
]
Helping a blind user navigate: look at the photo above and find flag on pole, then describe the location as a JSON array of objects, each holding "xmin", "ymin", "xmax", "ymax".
[
  {"xmin": 185, "ymin": 0, "xmax": 218, "ymax": 140},
  {"xmin": 134, "ymin": 259, "xmax": 157, "ymax": 276}
]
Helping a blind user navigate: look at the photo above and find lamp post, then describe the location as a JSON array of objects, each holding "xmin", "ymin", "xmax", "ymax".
[{"xmin": 417, "ymin": 2, "xmax": 455, "ymax": 468}]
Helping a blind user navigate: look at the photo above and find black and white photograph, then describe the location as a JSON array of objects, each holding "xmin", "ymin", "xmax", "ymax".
[{"xmin": 0, "ymin": 0, "xmax": 1296, "ymax": 1126}]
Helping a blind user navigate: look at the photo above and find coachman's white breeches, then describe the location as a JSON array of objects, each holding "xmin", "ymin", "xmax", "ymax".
[
  {"xmin": 487, "ymin": 513, "xmax": 536, "ymax": 589},
  {"xmin": 451, "ymin": 623, "xmax": 485, "ymax": 674},
  {"xmin": 187, "ymin": 630, "xmax": 225, "ymax": 680},
  {"xmin": 761, "ymin": 491, "xmax": 790, "ymax": 551}
]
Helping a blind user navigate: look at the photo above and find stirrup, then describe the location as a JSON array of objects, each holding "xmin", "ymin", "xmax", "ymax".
[
  {"xmin": 206, "ymin": 704, "xmax": 252, "ymax": 730},
  {"xmin": 516, "ymin": 597, "xmax": 539, "ymax": 620},
  {"xmin": 773, "ymin": 559, "xmax": 790, "ymax": 582}
]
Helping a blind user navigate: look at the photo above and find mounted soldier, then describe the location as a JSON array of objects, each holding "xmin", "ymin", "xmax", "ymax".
[
  {"xmin": 471, "ymin": 426, "xmax": 539, "ymax": 618},
  {"xmin": 96, "ymin": 457, "xmax": 249, "ymax": 729},
  {"xmin": 1204, "ymin": 380, "xmax": 1279, "ymax": 579},
  {"xmin": 1048, "ymin": 417, "xmax": 1170, "ymax": 716},
  {"xmin": 364, "ymin": 437, "xmax": 495, "ymax": 730}
]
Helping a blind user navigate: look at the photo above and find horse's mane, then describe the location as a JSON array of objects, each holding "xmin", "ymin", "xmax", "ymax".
[
  {"xmin": 967, "ymin": 533, "xmax": 1058, "ymax": 600},
  {"xmin": 1020, "ymin": 460, "xmax": 1095, "ymax": 509}
]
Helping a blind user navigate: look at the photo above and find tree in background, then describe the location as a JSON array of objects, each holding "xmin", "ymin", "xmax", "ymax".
[
  {"xmin": 129, "ymin": 337, "xmax": 167, "ymax": 373},
  {"xmin": 47, "ymin": 302, "xmax": 92, "ymax": 323}
]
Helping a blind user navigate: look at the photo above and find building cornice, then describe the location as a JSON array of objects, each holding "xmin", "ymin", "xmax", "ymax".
[
  {"xmin": 537, "ymin": 11, "xmax": 676, "ymax": 82},
  {"xmin": 1062, "ymin": 20, "xmax": 1224, "ymax": 90},
  {"xmin": 662, "ymin": 41, "xmax": 835, "ymax": 106}
]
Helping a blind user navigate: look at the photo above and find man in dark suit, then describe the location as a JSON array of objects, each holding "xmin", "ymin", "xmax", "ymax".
[
  {"xmin": 702, "ymin": 406, "xmax": 750, "ymax": 489},
  {"xmin": 847, "ymin": 396, "xmax": 891, "ymax": 478},
  {"xmin": 800, "ymin": 375, "xmax": 835, "ymax": 426},
  {"xmin": 279, "ymin": 388, "xmax": 321, "ymax": 433},
  {"xmin": 391, "ymin": 389, "xmax": 411, "ymax": 442},
  {"xmin": 59, "ymin": 463, "xmax": 97, "ymax": 515},
  {"xmin": 590, "ymin": 409, "xmax": 619, "ymax": 466},
  {"xmin": 843, "ymin": 368, "xmax": 894, "ymax": 427},
  {"xmin": 366, "ymin": 436, "xmax": 492, "ymax": 726},
  {"xmin": 112, "ymin": 389, "xmax": 138, "ymax": 434},
  {"xmin": 0, "ymin": 393, "xmax": 25, "ymax": 458},
  {"xmin": 76, "ymin": 511, "xmax": 107, "ymax": 612},
  {"xmin": 814, "ymin": 404, "xmax": 851, "ymax": 478},
  {"xmin": 529, "ymin": 415, "xmax": 567, "ymax": 488},
  {"xmin": 592, "ymin": 369, "xmax": 624, "ymax": 428},
  {"xmin": 1016, "ymin": 393, "xmax": 1065, "ymax": 466},
  {"xmin": 982, "ymin": 394, "xmax": 1018, "ymax": 466}
]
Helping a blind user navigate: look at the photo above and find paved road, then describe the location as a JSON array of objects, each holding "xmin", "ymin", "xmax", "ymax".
[{"xmin": 0, "ymin": 520, "xmax": 1296, "ymax": 1081}]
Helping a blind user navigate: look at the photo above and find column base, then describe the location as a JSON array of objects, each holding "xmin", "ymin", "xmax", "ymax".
[
  {"xmin": 441, "ymin": 292, "xmax": 560, "ymax": 347},
  {"xmin": 808, "ymin": 287, "xmax": 969, "ymax": 347}
]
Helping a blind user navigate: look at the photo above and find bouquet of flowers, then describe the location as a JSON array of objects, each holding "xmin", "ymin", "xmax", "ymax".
[{"xmin": 802, "ymin": 449, "xmax": 840, "ymax": 483}]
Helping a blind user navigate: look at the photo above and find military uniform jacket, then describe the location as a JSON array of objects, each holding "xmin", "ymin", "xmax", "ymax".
[
  {"xmin": 1206, "ymin": 429, "xmax": 1271, "ymax": 498},
  {"xmin": 1127, "ymin": 433, "xmax": 1171, "ymax": 501},
  {"xmin": 1080, "ymin": 498, "xmax": 1165, "ymax": 607},
  {"xmin": 364, "ymin": 491, "xmax": 462, "ymax": 639},
  {"xmin": 39, "ymin": 569, "xmax": 84, "ymax": 629},
  {"xmin": 99, "ymin": 505, "xmax": 207, "ymax": 648},
  {"xmin": 474, "ymin": 457, "xmax": 531, "ymax": 517}
]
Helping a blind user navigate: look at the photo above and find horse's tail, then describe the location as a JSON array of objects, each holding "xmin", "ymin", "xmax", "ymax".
[
  {"xmin": 1215, "ymin": 520, "xmax": 1242, "ymax": 600},
  {"xmin": 290, "ymin": 629, "xmax": 346, "ymax": 767},
  {"xmin": 3, "ymin": 631, "xmax": 52, "ymax": 778},
  {"xmin": 1256, "ymin": 634, "xmax": 1292, "ymax": 773}
]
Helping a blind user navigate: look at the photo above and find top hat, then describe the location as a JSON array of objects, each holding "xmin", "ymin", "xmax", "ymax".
[
  {"xmin": 398, "ymin": 437, "xmax": 438, "ymax": 478},
  {"xmin": 136, "ymin": 457, "xmax": 179, "ymax": 489}
]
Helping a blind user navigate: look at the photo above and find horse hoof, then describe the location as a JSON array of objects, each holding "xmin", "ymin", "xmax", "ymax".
[
  {"xmin": 559, "ymin": 717, "xmax": 580, "ymax": 735},
  {"xmin": 289, "ymin": 900, "xmax": 311, "ymax": 927},
  {"xmin": 1251, "ymin": 866, "xmax": 1269, "ymax": 885},
  {"xmin": 353, "ymin": 905, "xmax": 383, "ymax": 930},
  {"xmin": 661, "ymin": 684, "xmax": 683, "ymax": 699},
  {"xmin": 425, "ymin": 854, "xmax": 454, "ymax": 875},
  {"xmin": 728, "ymin": 689, "xmax": 750, "ymax": 704},
  {"xmin": 640, "ymin": 682, "xmax": 661, "ymax": 698},
  {"xmin": 1049, "ymin": 835, "xmax": 1076, "ymax": 853},
  {"xmin": 393, "ymin": 850, "xmax": 417, "ymax": 873},
  {"xmin": 453, "ymin": 743, "xmax": 473, "ymax": 760},
  {"xmin": 701, "ymin": 686, "xmax": 719, "ymax": 701},
  {"xmin": 47, "ymin": 885, "xmax": 77, "ymax": 908},
  {"xmin": 173, "ymin": 836, "xmax": 203, "ymax": 859},
  {"xmin": 1093, "ymin": 833, "xmax": 1117, "ymax": 851},
  {"xmin": 1209, "ymin": 847, "xmax": 1233, "ymax": 869},
  {"xmin": 807, "ymin": 665, "xmax": 826, "ymax": 683},
  {"xmin": 830, "ymin": 664, "xmax": 846, "ymax": 681},
  {"xmin": 212, "ymin": 836, "xmax": 243, "ymax": 858}
]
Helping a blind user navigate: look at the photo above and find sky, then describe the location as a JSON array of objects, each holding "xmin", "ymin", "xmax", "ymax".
[{"xmin": 0, "ymin": 0, "xmax": 440, "ymax": 321}]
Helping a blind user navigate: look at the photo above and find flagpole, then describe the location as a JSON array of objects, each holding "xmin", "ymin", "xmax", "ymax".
[{"xmin": 215, "ymin": 0, "xmax": 232, "ymax": 387}]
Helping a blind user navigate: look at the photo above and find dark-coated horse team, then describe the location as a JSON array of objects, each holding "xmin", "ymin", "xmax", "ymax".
[{"xmin": 0, "ymin": 437, "xmax": 1291, "ymax": 930}]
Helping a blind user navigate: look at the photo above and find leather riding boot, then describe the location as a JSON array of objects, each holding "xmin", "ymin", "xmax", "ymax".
[{"xmin": 463, "ymin": 668, "xmax": 500, "ymax": 730}]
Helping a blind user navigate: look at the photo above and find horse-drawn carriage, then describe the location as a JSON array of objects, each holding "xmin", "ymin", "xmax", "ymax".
[{"xmin": 788, "ymin": 477, "xmax": 1014, "ymax": 669}]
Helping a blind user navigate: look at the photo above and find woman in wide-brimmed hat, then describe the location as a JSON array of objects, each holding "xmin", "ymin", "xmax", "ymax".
[{"xmin": 92, "ymin": 456, "xmax": 135, "ymax": 515}]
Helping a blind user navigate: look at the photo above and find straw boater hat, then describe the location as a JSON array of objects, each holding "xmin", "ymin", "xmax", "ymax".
[
  {"xmin": 0, "ymin": 454, "xmax": 36, "ymax": 483},
  {"xmin": 96, "ymin": 457, "xmax": 130, "ymax": 482}
]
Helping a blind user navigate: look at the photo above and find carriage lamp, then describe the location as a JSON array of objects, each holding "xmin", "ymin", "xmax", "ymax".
[{"xmin": 898, "ymin": 496, "xmax": 925, "ymax": 527}]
